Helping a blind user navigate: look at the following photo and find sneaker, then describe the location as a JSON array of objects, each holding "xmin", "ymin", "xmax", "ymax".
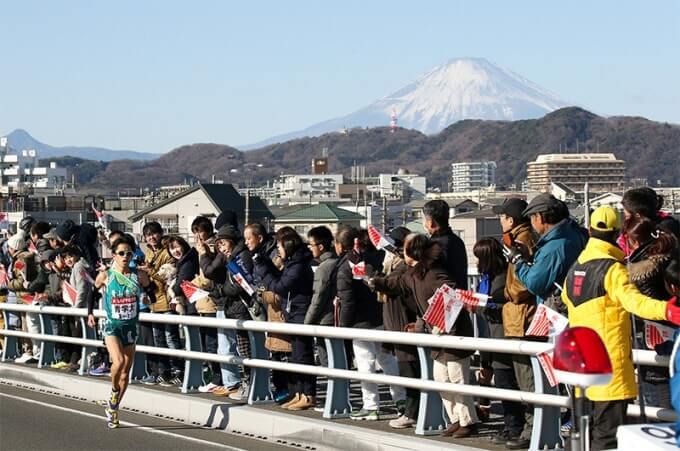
[
  {"xmin": 228, "ymin": 383, "xmax": 250, "ymax": 402},
  {"xmin": 105, "ymin": 407, "xmax": 119, "ymax": 429},
  {"xmin": 280, "ymin": 393, "xmax": 301, "ymax": 408},
  {"xmin": 389, "ymin": 415, "xmax": 416, "ymax": 429},
  {"xmin": 89, "ymin": 364, "xmax": 110, "ymax": 376},
  {"xmin": 395, "ymin": 399, "xmax": 406, "ymax": 416},
  {"xmin": 350, "ymin": 409, "xmax": 379, "ymax": 421},
  {"xmin": 141, "ymin": 375, "xmax": 157, "ymax": 385},
  {"xmin": 156, "ymin": 375, "xmax": 173, "ymax": 387},
  {"xmin": 491, "ymin": 430, "xmax": 513, "ymax": 445},
  {"xmin": 51, "ymin": 361, "xmax": 70, "ymax": 370},
  {"xmin": 560, "ymin": 420, "xmax": 572, "ymax": 437},
  {"xmin": 198, "ymin": 382, "xmax": 220, "ymax": 393},
  {"xmin": 15, "ymin": 353, "xmax": 35, "ymax": 364}
]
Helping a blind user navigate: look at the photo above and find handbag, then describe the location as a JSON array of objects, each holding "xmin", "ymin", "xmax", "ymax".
[{"xmin": 241, "ymin": 297, "xmax": 267, "ymax": 321}]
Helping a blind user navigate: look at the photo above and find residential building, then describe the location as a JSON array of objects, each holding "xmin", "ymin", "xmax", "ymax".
[
  {"xmin": 450, "ymin": 161, "xmax": 497, "ymax": 192},
  {"xmin": 273, "ymin": 202, "xmax": 364, "ymax": 236},
  {"xmin": 526, "ymin": 153, "xmax": 626, "ymax": 193},
  {"xmin": 271, "ymin": 174, "xmax": 344, "ymax": 205},
  {"xmin": 372, "ymin": 170, "xmax": 427, "ymax": 201},
  {"xmin": 128, "ymin": 183, "xmax": 272, "ymax": 239},
  {"xmin": 1, "ymin": 138, "xmax": 68, "ymax": 194}
]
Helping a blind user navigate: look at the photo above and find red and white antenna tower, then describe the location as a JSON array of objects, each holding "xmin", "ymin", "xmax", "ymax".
[{"xmin": 390, "ymin": 108, "xmax": 398, "ymax": 133}]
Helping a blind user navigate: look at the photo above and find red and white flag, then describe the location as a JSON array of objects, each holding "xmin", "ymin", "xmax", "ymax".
[
  {"xmin": 28, "ymin": 241, "xmax": 38, "ymax": 254},
  {"xmin": 13, "ymin": 260, "xmax": 27, "ymax": 281},
  {"xmin": 180, "ymin": 280, "xmax": 209, "ymax": 304},
  {"xmin": 62, "ymin": 281, "xmax": 77, "ymax": 305},
  {"xmin": 644, "ymin": 321, "xmax": 675, "ymax": 349},
  {"xmin": 525, "ymin": 304, "xmax": 569, "ymax": 337},
  {"xmin": 349, "ymin": 260, "xmax": 367, "ymax": 280},
  {"xmin": 423, "ymin": 284, "xmax": 465, "ymax": 333},
  {"xmin": 367, "ymin": 224, "xmax": 398, "ymax": 254},
  {"xmin": 454, "ymin": 288, "xmax": 490, "ymax": 308},
  {"xmin": 536, "ymin": 351, "xmax": 558, "ymax": 387}
]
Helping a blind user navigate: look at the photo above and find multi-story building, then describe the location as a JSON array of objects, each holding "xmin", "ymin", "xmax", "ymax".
[
  {"xmin": 1, "ymin": 137, "xmax": 68, "ymax": 194},
  {"xmin": 271, "ymin": 174, "xmax": 344, "ymax": 205},
  {"xmin": 450, "ymin": 161, "xmax": 497, "ymax": 192},
  {"xmin": 526, "ymin": 153, "xmax": 625, "ymax": 193},
  {"xmin": 372, "ymin": 170, "xmax": 427, "ymax": 201}
]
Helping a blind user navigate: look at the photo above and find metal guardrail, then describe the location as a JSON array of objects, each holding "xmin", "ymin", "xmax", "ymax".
[{"xmin": 0, "ymin": 303, "xmax": 675, "ymax": 450}]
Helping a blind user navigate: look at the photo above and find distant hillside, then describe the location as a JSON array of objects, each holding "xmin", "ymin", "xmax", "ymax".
[
  {"xmin": 6, "ymin": 129, "xmax": 158, "ymax": 161},
  {"xmin": 73, "ymin": 107, "xmax": 680, "ymax": 191}
]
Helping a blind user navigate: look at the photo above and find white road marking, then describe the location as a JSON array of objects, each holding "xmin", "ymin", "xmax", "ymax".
[{"xmin": 0, "ymin": 391, "xmax": 247, "ymax": 451}]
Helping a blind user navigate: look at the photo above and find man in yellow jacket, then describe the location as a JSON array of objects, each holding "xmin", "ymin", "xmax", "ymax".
[{"xmin": 561, "ymin": 206, "xmax": 680, "ymax": 451}]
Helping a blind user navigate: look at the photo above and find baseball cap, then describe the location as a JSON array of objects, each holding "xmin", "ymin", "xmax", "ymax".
[
  {"xmin": 44, "ymin": 228, "xmax": 59, "ymax": 240},
  {"xmin": 590, "ymin": 206, "xmax": 620, "ymax": 232},
  {"xmin": 492, "ymin": 198, "xmax": 529, "ymax": 223},
  {"xmin": 522, "ymin": 194, "xmax": 562, "ymax": 217}
]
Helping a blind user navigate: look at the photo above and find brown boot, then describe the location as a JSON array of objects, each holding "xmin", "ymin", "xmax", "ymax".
[
  {"xmin": 287, "ymin": 394, "xmax": 315, "ymax": 411},
  {"xmin": 440, "ymin": 422, "xmax": 460, "ymax": 437},
  {"xmin": 280, "ymin": 393, "xmax": 301, "ymax": 409}
]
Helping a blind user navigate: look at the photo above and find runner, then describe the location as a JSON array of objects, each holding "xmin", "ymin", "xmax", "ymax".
[{"xmin": 87, "ymin": 236, "xmax": 150, "ymax": 428}]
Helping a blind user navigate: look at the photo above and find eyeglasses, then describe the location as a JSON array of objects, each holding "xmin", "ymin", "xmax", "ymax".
[{"xmin": 115, "ymin": 251, "xmax": 133, "ymax": 258}]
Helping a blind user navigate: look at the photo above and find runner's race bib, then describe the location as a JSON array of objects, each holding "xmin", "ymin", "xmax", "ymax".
[{"xmin": 111, "ymin": 293, "xmax": 138, "ymax": 320}]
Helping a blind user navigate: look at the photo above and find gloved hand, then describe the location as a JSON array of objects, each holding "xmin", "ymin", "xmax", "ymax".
[
  {"xmin": 502, "ymin": 243, "xmax": 531, "ymax": 265},
  {"xmin": 665, "ymin": 296, "xmax": 680, "ymax": 326}
]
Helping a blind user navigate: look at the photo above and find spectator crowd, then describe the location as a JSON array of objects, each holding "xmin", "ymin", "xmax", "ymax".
[{"xmin": 0, "ymin": 187, "xmax": 678, "ymax": 450}]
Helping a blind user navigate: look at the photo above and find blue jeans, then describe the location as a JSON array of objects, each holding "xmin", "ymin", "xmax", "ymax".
[
  {"xmin": 216, "ymin": 310, "xmax": 241, "ymax": 388},
  {"xmin": 152, "ymin": 312, "xmax": 182, "ymax": 376}
]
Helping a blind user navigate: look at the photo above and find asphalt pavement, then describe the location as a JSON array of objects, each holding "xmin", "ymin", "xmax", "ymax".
[{"xmin": 0, "ymin": 383, "xmax": 295, "ymax": 451}]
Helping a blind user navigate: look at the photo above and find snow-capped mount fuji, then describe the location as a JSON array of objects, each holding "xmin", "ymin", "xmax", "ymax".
[{"xmin": 242, "ymin": 57, "xmax": 571, "ymax": 149}]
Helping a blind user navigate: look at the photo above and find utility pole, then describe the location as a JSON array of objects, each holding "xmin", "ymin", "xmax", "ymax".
[
  {"xmin": 381, "ymin": 197, "xmax": 387, "ymax": 232},
  {"xmin": 244, "ymin": 187, "xmax": 250, "ymax": 226}
]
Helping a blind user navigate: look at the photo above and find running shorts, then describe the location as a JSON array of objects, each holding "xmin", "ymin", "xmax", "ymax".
[{"xmin": 103, "ymin": 320, "xmax": 138, "ymax": 347}]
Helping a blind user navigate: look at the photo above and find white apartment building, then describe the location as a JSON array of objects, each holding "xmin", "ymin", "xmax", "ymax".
[
  {"xmin": 526, "ymin": 153, "xmax": 625, "ymax": 193},
  {"xmin": 372, "ymin": 170, "xmax": 427, "ymax": 201},
  {"xmin": 1, "ymin": 137, "xmax": 68, "ymax": 194},
  {"xmin": 272, "ymin": 174, "xmax": 344, "ymax": 205},
  {"xmin": 450, "ymin": 161, "xmax": 497, "ymax": 192}
]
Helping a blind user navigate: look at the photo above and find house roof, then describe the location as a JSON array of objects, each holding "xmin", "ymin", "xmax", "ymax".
[
  {"xmin": 275, "ymin": 203, "xmax": 365, "ymax": 222},
  {"xmin": 129, "ymin": 183, "xmax": 272, "ymax": 222},
  {"xmin": 453, "ymin": 208, "xmax": 499, "ymax": 219}
]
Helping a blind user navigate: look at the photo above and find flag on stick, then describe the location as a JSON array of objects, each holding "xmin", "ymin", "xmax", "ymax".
[
  {"xmin": 525, "ymin": 304, "xmax": 569, "ymax": 337},
  {"xmin": 536, "ymin": 351, "xmax": 558, "ymax": 387},
  {"xmin": 62, "ymin": 281, "xmax": 77, "ymax": 305},
  {"xmin": 644, "ymin": 321, "xmax": 675, "ymax": 349},
  {"xmin": 227, "ymin": 260, "xmax": 255, "ymax": 296},
  {"xmin": 180, "ymin": 280, "xmax": 209, "ymax": 304},
  {"xmin": 367, "ymin": 224, "xmax": 398, "ymax": 254}
]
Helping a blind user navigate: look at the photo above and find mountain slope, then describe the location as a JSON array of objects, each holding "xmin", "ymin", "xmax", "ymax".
[
  {"xmin": 78, "ymin": 107, "xmax": 680, "ymax": 191},
  {"xmin": 5, "ymin": 129, "xmax": 158, "ymax": 161},
  {"xmin": 241, "ymin": 57, "xmax": 570, "ymax": 149}
]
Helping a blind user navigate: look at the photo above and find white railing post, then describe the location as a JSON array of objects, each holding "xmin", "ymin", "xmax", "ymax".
[
  {"xmin": 529, "ymin": 355, "xmax": 563, "ymax": 449},
  {"xmin": 323, "ymin": 337, "xmax": 352, "ymax": 418},
  {"xmin": 415, "ymin": 346, "xmax": 445, "ymax": 435}
]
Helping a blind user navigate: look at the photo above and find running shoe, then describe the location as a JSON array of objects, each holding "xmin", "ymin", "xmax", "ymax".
[
  {"xmin": 228, "ymin": 383, "xmax": 250, "ymax": 402},
  {"xmin": 560, "ymin": 420, "xmax": 573, "ymax": 437},
  {"xmin": 105, "ymin": 407, "xmax": 119, "ymax": 429},
  {"xmin": 350, "ymin": 409, "xmax": 379, "ymax": 421},
  {"xmin": 15, "ymin": 353, "xmax": 36, "ymax": 364},
  {"xmin": 198, "ymin": 382, "xmax": 220, "ymax": 393},
  {"xmin": 141, "ymin": 375, "xmax": 157, "ymax": 385},
  {"xmin": 156, "ymin": 375, "xmax": 173, "ymax": 387},
  {"xmin": 89, "ymin": 364, "xmax": 110, "ymax": 376},
  {"xmin": 51, "ymin": 361, "xmax": 70, "ymax": 370}
]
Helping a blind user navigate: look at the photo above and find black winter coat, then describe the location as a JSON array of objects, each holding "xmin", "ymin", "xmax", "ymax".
[
  {"xmin": 336, "ymin": 253, "xmax": 381, "ymax": 329},
  {"xmin": 173, "ymin": 247, "xmax": 199, "ymax": 298},
  {"xmin": 430, "ymin": 227, "xmax": 468, "ymax": 290},
  {"xmin": 199, "ymin": 248, "xmax": 227, "ymax": 284},
  {"xmin": 255, "ymin": 247, "xmax": 313, "ymax": 324}
]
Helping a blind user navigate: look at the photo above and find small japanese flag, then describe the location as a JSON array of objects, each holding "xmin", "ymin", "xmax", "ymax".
[
  {"xmin": 367, "ymin": 225, "xmax": 398, "ymax": 254},
  {"xmin": 62, "ymin": 281, "xmax": 77, "ymax": 306},
  {"xmin": 349, "ymin": 260, "xmax": 367, "ymax": 280},
  {"xmin": 536, "ymin": 351, "xmax": 558, "ymax": 387},
  {"xmin": 526, "ymin": 304, "xmax": 569, "ymax": 337},
  {"xmin": 644, "ymin": 321, "xmax": 675, "ymax": 349},
  {"xmin": 180, "ymin": 280, "xmax": 209, "ymax": 304}
]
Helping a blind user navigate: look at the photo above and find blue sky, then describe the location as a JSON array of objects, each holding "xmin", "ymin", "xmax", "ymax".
[{"xmin": 1, "ymin": 1, "xmax": 678, "ymax": 153}]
